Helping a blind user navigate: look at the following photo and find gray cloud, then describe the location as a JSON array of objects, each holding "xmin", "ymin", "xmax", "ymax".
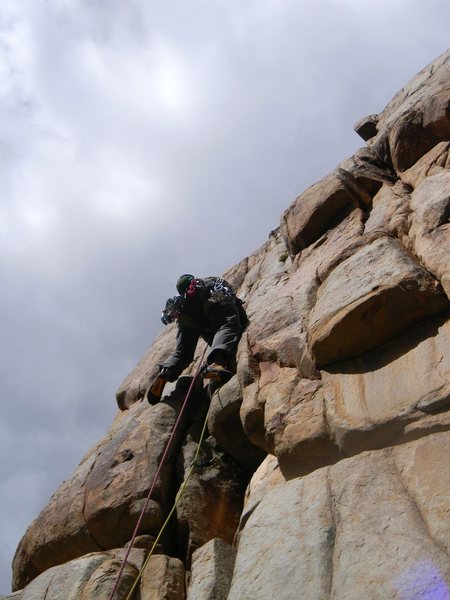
[{"xmin": 1, "ymin": 0, "xmax": 449, "ymax": 592}]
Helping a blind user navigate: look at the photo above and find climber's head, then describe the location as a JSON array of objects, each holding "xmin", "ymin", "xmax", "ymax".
[{"xmin": 176, "ymin": 274, "xmax": 195, "ymax": 295}]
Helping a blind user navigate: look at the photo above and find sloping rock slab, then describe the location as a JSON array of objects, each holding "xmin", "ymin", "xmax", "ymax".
[
  {"xmin": 11, "ymin": 549, "xmax": 145, "ymax": 600},
  {"xmin": 12, "ymin": 380, "xmax": 195, "ymax": 589},
  {"xmin": 308, "ymin": 234, "xmax": 448, "ymax": 366},
  {"xmin": 323, "ymin": 313, "xmax": 450, "ymax": 456},
  {"xmin": 116, "ymin": 326, "xmax": 177, "ymax": 409},
  {"xmin": 281, "ymin": 172, "xmax": 357, "ymax": 255},
  {"xmin": 228, "ymin": 432, "xmax": 450, "ymax": 600},
  {"xmin": 373, "ymin": 49, "xmax": 450, "ymax": 172}
]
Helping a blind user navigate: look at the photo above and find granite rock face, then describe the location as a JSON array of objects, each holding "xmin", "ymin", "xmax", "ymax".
[
  {"xmin": 228, "ymin": 432, "xmax": 450, "ymax": 600},
  {"xmin": 8, "ymin": 50, "xmax": 450, "ymax": 600}
]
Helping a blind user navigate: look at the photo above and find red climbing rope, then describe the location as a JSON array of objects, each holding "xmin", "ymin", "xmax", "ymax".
[{"xmin": 108, "ymin": 345, "xmax": 208, "ymax": 600}]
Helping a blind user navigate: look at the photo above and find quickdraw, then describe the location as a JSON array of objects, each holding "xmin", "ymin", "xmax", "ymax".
[
  {"xmin": 161, "ymin": 295, "xmax": 184, "ymax": 325},
  {"xmin": 209, "ymin": 278, "xmax": 235, "ymax": 304}
]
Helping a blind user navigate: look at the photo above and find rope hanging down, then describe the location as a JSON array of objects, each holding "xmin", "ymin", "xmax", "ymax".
[
  {"xmin": 108, "ymin": 345, "xmax": 208, "ymax": 600},
  {"xmin": 124, "ymin": 398, "xmax": 212, "ymax": 600}
]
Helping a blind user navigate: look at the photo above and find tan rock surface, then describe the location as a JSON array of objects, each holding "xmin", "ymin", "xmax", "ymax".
[
  {"xmin": 363, "ymin": 181, "xmax": 411, "ymax": 242},
  {"xmin": 207, "ymin": 375, "xmax": 265, "ymax": 471},
  {"xmin": 269, "ymin": 377, "xmax": 340, "ymax": 479},
  {"xmin": 323, "ymin": 314, "xmax": 450, "ymax": 454},
  {"xmin": 374, "ymin": 49, "xmax": 450, "ymax": 172},
  {"xmin": 409, "ymin": 170, "xmax": 450, "ymax": 297},
  {"xmin": 83, "ymin": 398, "xmax": 180, "ymax": 549},
  {"xmin": 281, "ymin": 172, "xmax": 358, "ymax": 255},
  {"xmin": 229, "ymin": 433, "xmax": 450, "ymax": 600},
  {"xmin": 13, "ymin": 380, "xmax": 195, "ymax": 589},
  {"xmin": 10, "ymin": 549, "xmax": 145, "ymax": 600},
  {"xmin": 308, "ymin": 234, "xmax": 448, "ymax": 366},
  {"xmin": 399, "ymin": 141, "xmax": 450, "ymax": 188},
  {"xmin": 186, "ymin": 538, "xmax": 235, "ymax": 600},
  {"xmin": 140, "ymin": 555, "xmax": 185, "ymax": 600},
  {"xmin": 239, "ymin": 454, "xmax": 284, "ymax": 529}
]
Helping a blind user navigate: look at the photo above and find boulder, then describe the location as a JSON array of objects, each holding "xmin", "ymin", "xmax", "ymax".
[
  {"xmin": 186, "ymin": 539, "xmax": 235, "ymax": 600},
  {"xmin": 363, "ymin": 181, "xmax": 411, "ymax": 243},
  {"xmin": 207, "ymin": 376, "xmax": 266, "ymax": 472},
  {"xmin": 308, "ymin": 234, "xmax": 449, "ymax": 366},
  {"xmin": 409, "ymin": 170, "xmax": 450, "ymax": 296},
  {"xmin": 337, "ymin": 146, "xmax": 397, "ymax": 195},
  {"xmin": 268, "ymin": 377, "xmax": 340, "ymax": 479},
  {"xmin": 399, "ymin": 141, "xmax": 450, "ymax": 188},
  {"xmin": 280, "ymin": 145, "xmax": 398, "ymax": 258},
  {"xmin": 11, "ymin": 549, "xmax": 145, "ymax": 600},
  {"xmin": 240, "ymin": 380, "xmax": 267, "ymax": 452},
  {"xmin": 353, "ymin": 113, "xmax": 379, "ymax": 141},
  {"xmin": 372, "ymin": 49, "xmax": 450, "ymax": 173},
  {"xmin": 140, "ymin": 555, "xmax": 185, "ymax": 600},
  {"xmin": 280, "ymin": 172, "xmax": 358, "ymax": 255}
]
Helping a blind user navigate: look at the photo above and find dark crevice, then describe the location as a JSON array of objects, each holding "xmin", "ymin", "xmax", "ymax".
[
  {"xmin": 82, "ymin": 451, "xmax": 108, "ymax": 552},
  {"xmin": 41, "ymin": 574, "xmax": 54, "ymax": 600},
  {"xmin": 325, "ymin": 468, "xmax": 337, "ymax": 600}
]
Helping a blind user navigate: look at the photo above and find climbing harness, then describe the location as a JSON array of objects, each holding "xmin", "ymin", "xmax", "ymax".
[{"xmin": 108, "ymin": 345, "xmax": 208, "ymax": 600}]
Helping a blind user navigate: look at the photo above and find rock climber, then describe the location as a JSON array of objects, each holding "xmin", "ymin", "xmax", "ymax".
[{"xmin": 147, "ymin": 274, "xmax": 249, "ymax": 404}]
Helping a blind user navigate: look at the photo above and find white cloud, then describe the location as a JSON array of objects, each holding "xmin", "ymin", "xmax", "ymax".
[
  {"xmin": 1, "ymin": 0, "xmax": 450, "ymax": 593},
  {"xmin": 88, "ymin": 150, "xmax": 163, "ymax": 222},
  {"xmin": 77, "ymin": 36, "xmax": 199, "ymax": 121}
]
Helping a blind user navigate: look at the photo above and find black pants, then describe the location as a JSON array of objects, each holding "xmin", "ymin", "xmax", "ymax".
[
  {"xmin": 206, "ymin": 302, "xmax": 242, "ymax": 367},
  {"xmin": 162, "ymin": 302, "xmax": 243, "ymax": 379}
]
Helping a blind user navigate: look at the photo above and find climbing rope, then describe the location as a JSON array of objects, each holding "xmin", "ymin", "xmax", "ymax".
[
  {"xmin": 124, "ymin": 399, "xmax": 212, "ymax": 600},
  {"xmin": 108, "ymin": 345, "xmax": 208, "ymax": 600}
]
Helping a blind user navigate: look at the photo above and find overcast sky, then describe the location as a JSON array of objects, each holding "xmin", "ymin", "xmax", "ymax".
[{"xmin": 1, "ymin": 0, "xmax": 449, "ymax": 593}]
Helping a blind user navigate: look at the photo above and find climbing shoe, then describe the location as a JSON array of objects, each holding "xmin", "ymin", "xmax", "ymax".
[
  {"xmin": 202, "ymin": 363, "xmax": 234, "ymax": 384},
  {"xmin": 147, "ymin": 376, "xmax": 166, "ymax": 404}
]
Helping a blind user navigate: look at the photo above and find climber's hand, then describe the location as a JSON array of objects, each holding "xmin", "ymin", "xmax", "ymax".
[{"xmin": 159, "ymin": 367, "xmax": 172, "ymax": 380}]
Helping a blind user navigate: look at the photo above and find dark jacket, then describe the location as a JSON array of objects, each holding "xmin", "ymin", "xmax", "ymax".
[{"xmin": 161, "ymin": 277, "xmax": 248, "ymax": 380}]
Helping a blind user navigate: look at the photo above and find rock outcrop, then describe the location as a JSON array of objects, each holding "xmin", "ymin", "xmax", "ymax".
[{"xmin": 5, "ymin": 49, "xmax": 450, "ymax": 600}]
